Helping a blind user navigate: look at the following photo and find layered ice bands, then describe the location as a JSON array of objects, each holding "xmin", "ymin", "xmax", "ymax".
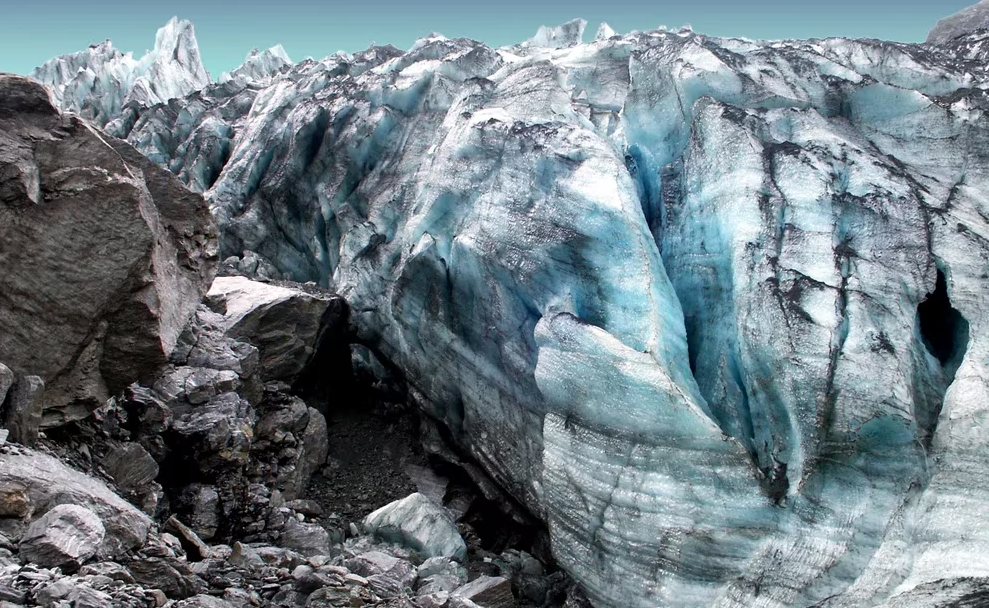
[{"xmin": 33, "ymin": 18, "xmax": 989, "ymax": 608}]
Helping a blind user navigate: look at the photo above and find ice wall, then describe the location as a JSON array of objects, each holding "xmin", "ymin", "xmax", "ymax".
[{"xmin": 32, "ymin": 19, "xmax": 989, "ymax": 608}]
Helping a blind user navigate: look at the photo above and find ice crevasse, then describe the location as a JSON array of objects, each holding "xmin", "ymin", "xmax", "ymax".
[{"xmin": 33, "ymin": 15, "xmax": 989, "ymax": 607}]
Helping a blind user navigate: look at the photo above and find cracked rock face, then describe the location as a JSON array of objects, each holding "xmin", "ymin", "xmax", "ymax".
[
  {"xmin": 0, "ymin": 74, "xmax": 217, "ymax": 424},
  {"xmin": 35, "ymin": 9, "xmax": 989, "ymax": 608}
]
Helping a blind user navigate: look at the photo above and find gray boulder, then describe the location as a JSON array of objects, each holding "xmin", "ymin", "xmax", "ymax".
[
  {"xmin": 279, "ymin": 519, "xmax": 331, "ymax": 557},
  {"xmin": 206, "ymin": 276, "xmax": 344, "ymax": 383},
  {"xmin": 364, "ymin": 493, "xmax": 467, "ymax": 560},
  {"xmin": 0, "ymin": 74, "xmax": 216, "ymax": 425},
  {"xmin": 154, "ymin": 366, "xmax": 241, "ymax": 406},
  {"xmin": 346, "ymin": 551, "xmax": 417, "ymax": 600},
  {"xmin": 219, "ymin": 250, "xmax": 284, "ymax": 282},
  {"xmin": 35, "ymin": 578, "xmax": 112, "ymax": 608},
  {"xmin": 168, "ymin": 391, "xmax": 255, "ymax": 473},
  {"xmin": 19, "ymin": 504, "xmax": 105, "ymax": 569},
  {"xmin": 100, "ymin": 442, "xmax": 159, "ymax": 493},
  {"xmin": 417, "ymin": 556, "xmax": 468, "ymax": 596},
  {"xmin": 0, "ymin": 364, "xmax": 13, "ymax": 407},
  {"xmin": 174, "ymin": 595, "xmax": 237, "ymax": 608},
  {"xmin": 165, "ymin": 515, "xmax": 211, "ymax": 561},
  {"xmin": 0, "ymin": 448, "xmax": 150, "ymax": 557},
  {"xmin": 294, "ymin": 408, "xmax": 329, "ymax": 499},
  {"xmin": 171, "ymin": 306, "xmax": 261, "ymax": 379},
  {"xmin": 174, "ymin": 484, "xmax": 220, "ymax": 540},
  {"xmin": 2, "ymin": 375, "xmax": 43, "ymax": 445},
  {"xmin": 129, "ymin": 556, "xmax": 208, "ymax": 599},
  {"xmin": 251, "ymin": 389, "xmax": 326, "ymax": 500}
]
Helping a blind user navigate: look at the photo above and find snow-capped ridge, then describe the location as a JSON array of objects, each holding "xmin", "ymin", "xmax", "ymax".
[
  {"xmin": 524, "ymin": 18, "xmax": 588, "ymax": 48},
  {"xmin": 595, "ymin": 22, "xmax": 617, "ymax": 41},
  {"xmin": 217, "ymin": 44, "xmax": 293, "ymax": 86},
  {"xmin": 30, "ymin": 16, "xmax": 209, "ymax": 126}
]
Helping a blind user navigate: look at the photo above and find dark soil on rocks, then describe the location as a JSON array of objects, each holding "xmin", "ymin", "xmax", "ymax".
[{"xmin": 306, "ymin": 397, "xmax": 428, "ymax": 526}]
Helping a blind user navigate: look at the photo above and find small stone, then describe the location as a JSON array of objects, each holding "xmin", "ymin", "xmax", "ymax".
[
  {"xmin": 209, "ymin": 544, "xmax": 232, "ymax": 560},
  {"xmin": 166, "ymin": 516, "xmax": 211, "ymax": 561},
  {"xmin": 344, "ymin": 573, "xmax": 368, "ymax": 586},
  {"xmin": 173, "ymin": 594, "xmax": 236, "ymax": 608},
  {"xmin": 345, "ymin": 551, "xmax": 402, "ymax": 577},
  {"xmin": 175, "ymin": 484, "xmax": 220, "ymax": 540},
  {"xmin": 228, "ymin": 542, "xmax": 263, "ymax": 568},
  {"xmin": 0, "ymin": 584, "xmax": 26, "ymax": 603},
  {"xmin": 19, "ymin": 504, "xmax": 105, "ymax": 570},
  {"xmin": 146, "ymin": 589, "xmax": 168, "ymax": 607},
  {"xmin": 129, "ymin": 556, "xmax": 208, "ymax": 599},
  {"xmin": 160, "ymin": 532, "xmax": 184, "ymax": 555},
  {"xmin": 286, "ymin": 499, "xmax": 322, "ymax": 517},
  {"xmin": 79, "ymin": 561, "xmax": 134, "ymax": 583},
  {"xmin": 418, "ymin": 556, "xmax": 466, "ymax": 581},
  {"xmin": 35, "ymin": 578, "xmax": 75, "ymax": 606},
  {"xmin": 418, "ymin": 574, "xmax": 466, "ymax": 596},
  {"xmin": 452, "ymin": 576, "xmax": 515, "ymax": 608},
  {"xmin": 67, "ymin": 584, "xmax": 112, "ymax": 608},
  {"xmin": 254, "ymin": 545, "xmax": 306, "ymax": 569},
  {"xmin": 306, "ymin": 586, "xmax": 352, "ymax": 607},
  {"xmin": 222, "ymin": 587, "xmax": 257, "ymax": 606}
]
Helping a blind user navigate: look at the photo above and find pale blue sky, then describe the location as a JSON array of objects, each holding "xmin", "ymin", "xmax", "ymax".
[{"xmin": 0, "ymin": 0, "xmax": 975, "ymax": 78}]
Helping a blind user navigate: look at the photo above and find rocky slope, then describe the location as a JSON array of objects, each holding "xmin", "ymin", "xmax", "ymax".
[{"xmin": 19, "ymin": 4, "xmax": 989, "ymax": 608}]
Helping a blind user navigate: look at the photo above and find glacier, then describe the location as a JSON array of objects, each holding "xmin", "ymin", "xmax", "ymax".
[
  {"xmin": 28, "ymin": 10, "xmax": 989, "ymax": 608},
  {"xmin": 31, "ymin": 17, "xmax": 210, "ymax": 127}
]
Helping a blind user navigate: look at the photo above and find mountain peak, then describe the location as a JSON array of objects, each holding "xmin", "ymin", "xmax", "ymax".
[{"xmin": 30, "ymin": 17, "xmax": 210, "ymax": 126}]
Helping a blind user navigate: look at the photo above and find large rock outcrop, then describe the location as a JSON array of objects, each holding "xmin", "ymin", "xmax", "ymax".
[
  {"xmin": 0, "ymin": 74, "xmax": 217, "ymax": 426},
  {"xmin": 33, "ymin": 6, "xmax": 989, "ymax": 608},
  {"xmin": 928, "ymin": 0, "xmax": 989, "ymax": 44}
]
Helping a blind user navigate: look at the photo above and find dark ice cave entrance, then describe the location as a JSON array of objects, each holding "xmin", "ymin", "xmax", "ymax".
[{"xmin": 917, "ymin": 269, "xmax": 969, "ymax": 372}]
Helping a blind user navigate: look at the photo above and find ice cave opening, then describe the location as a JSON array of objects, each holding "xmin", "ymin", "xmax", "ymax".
[{"xmin": 918, "ymin": 268, "xmax": 969, "ymax": 374}]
